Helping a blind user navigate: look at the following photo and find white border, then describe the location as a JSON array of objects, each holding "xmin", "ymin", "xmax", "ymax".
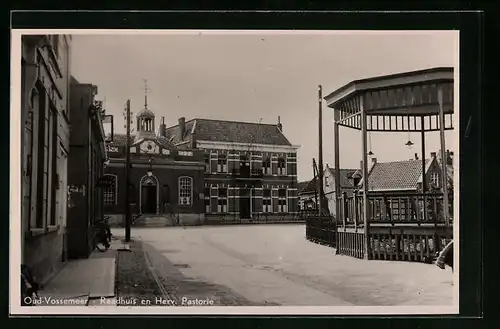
[{"xmin": 10, "ymin": 29, "xmax": 460, "ymax": 316}]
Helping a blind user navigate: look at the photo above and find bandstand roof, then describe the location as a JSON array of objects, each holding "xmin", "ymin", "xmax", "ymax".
[{"xmin": 324, "ymin": 67, "xmax": 455, "ymax": 132}]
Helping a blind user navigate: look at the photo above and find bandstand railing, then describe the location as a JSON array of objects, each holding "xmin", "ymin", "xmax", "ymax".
[{"xmin": 336, "ymin": 192, "xmax": 453, "ymax": 262}]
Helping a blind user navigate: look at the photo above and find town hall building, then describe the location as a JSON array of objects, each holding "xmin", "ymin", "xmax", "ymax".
[{"xmin": 103, "ymin": 98, "xmax": 206, "ymax": 226}]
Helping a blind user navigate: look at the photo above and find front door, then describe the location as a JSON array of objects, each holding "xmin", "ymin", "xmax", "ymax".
[
  {"xmin": 239, "ymin": 188, "xmax": 251, "ymax": 219},
  {"xmin": 141, "ymin": 185, "xmax": 157, "ymax": 214}
]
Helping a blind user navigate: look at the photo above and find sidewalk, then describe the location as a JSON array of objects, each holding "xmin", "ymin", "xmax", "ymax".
[{"xmin": 36, "ymin": 238, "xmax": 125, "ymax": 306}]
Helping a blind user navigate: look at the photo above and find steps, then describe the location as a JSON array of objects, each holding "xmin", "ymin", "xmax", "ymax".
[{"xmin": 133, "ymin": 215, "xmax": 176, "ymax": 227}]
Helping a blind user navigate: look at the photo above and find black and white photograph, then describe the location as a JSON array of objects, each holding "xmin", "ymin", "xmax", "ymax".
[{"xmin": 11, "ymin": 29, "xmax": 459, "ymax": 315}]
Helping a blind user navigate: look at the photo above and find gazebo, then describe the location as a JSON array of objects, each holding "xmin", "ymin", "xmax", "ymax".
[{"xmin": 324, "ymin": 67, "xmax": 454, "ymax": 262}]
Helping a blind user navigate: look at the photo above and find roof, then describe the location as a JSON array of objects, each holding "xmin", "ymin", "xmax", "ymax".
[
  {"xmin": 165, "ymin": 118, "xmax": 292, "ymax": 146},
  {"xmin": 296, "ymin": 181, "xmax": 310, "ymax": 194},
  {"xmin": 363, "ymin": 159, "xmax": 432, "ymax": 191},
  {"xmin": 107, "ymin": 133, "xmax": 177, "ymax": 150},
  {"xmin": 326, "ymin": 167, "xmax": 359, "ymax": 188},
  {"xmin": 324, "ymin": 67, "xmax": 454, "ymax": 106},
  {"xmin": 299, "ymin": 178, "xmax": 318, "ymax": 195},
  {"xmin": 136, "ymin": 108, "xmax": 155, "ymax": 118}
]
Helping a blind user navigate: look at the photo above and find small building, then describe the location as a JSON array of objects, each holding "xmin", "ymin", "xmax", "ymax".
[
  {"xmin": 66, "ymin": 77, "xmax": 107, "ymax": 258},
  {"xmin": 297, "ymin": 180, "xmax": 316, "ymax": 210},
  {"xmin": 103, "ymin": 102, "xmax": 205, "ymax": 226},
  {"xmin": 298, "ymin": 166, "xmax": 359, "ymax": 215},
  {"xmin": 21, "ymin": 35, "xmax": 72, "ymax": 283},
  {"xmin": 165, "ymin": 117, "xmax": 301, "ymax": 222}
]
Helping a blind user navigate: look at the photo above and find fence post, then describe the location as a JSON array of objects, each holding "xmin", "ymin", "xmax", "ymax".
[
  {"xmin": 341, "ymin": 192, "xmax": 347, "ymax": 227},
  {"xmin": 353, "ymin": 191, "xmax": 358, "ymax": 229}
]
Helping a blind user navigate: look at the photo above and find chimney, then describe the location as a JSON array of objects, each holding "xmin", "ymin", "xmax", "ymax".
[
  {"xmin": 178, "ymin": 117, "xmax": 186, "ymax": 139},
  {"xmin": 191, "ymin": 130, "xmax": 197, "ymax": 149},
  {"xmin": 277, "ymin": 116, "xmax": 283, "ymax": 132},
  {"xmin": 360, "ymin": 160, "xmax": 363, "ymax": 170},
  {"xmin": 371, "ymin": 157, "xmax": 377, "ymax": 165},
  {"xmin": 414, "ymin": 153, "xmax": 419, "ymax": 160},
  {"xmin": 447, "ymin": 150, "xmax": 454, "ymax": 166},
  {"xmin": 430, "ymin": 152, "xmax": 437, "ymax": 159},
  {"xmin": 158, "ymin": 116, "xmax": 166, "ymax": 137}
]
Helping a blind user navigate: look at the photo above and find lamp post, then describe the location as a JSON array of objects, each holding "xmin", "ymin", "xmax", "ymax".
[{"xmin": 124, "ymin": 100, "xmax": 131, "ymax": 242}]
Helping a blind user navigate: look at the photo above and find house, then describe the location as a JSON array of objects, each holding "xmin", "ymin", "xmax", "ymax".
[
  {"xmin": 357, "ymin": 152, "xmax": 452, "ymax": 221},
  {"xmin": 103, "ymin": 104, "xmax": 206, "ymax": 226},
  {"xmin": 359, "ymin": 153, "xmax": 444, "ymax": 193},
  {"xmin": 165, "ymin": 117, "xmax": 301, "ymax": 222},
  {"xmin": 21, "ymin": 35, "xmax": 72, "ymax": 283},
  {"xmin": 66, "ymin": 77, "xmax": 107, "ymax": 258}
]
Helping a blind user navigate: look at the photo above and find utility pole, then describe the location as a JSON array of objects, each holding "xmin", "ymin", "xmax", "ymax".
[
  {"xmin": 125, "ymin": 99, "xmax": 131, "ymax": 242},
  {"xmin": 317, "ymin": 85, "xmax": 325, "ymax": 217}
]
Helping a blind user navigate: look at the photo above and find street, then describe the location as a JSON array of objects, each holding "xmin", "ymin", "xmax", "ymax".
[{"xmin": 113, "ymin": 224, "xmax": 454, "ymax": 306}]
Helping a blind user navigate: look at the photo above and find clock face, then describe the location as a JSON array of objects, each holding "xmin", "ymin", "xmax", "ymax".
[{"xmin": 140, "ymin": 141, "xmax": 156, "ymax": 154}]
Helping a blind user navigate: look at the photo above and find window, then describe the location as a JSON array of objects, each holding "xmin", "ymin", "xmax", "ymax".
[
  {"xmin": 204, "ymin": 187, "xmax": 210, "ymax": 213},
  {"xmin": 278, "ymin": 188, "xmax": 287, "ymax": 213},
  {"xmin": 263, "ymin": 188, "xmax": 272, "ymax": 213},
  {"xmin": 218, "ymin": 188, "xmax": 228, "ymax": 212},
  {"xmin": 324, "ymin": 176, "xmax": 329, "ymax": 187},
  {"xmin": 262, "ymin": 157, "xmax": 271, "ymax": 175},
  {"xmin": 204, "ymin": 154, "xmax": 210, "ymax": 173},
  {"xmin": 277, "ymin": 158, "xmax": 286, "ymax": 175},
  {"xmin": 178, "ymin": 176, "xmax": 193, "ymax": 206},
  {"xmin": 103, "ymin": 175, "xmax": 118, "ymax": 205},
  {"xmin": 430, "ymin": 172, "xmax": 440, "ymax": 188},
  {"xmin": 217, "ymin": 154, "xmax": 227, "ymax": 173},
  {"xmin": 179, "ymin": 151, "xmax": 193, "ymax": 156}
]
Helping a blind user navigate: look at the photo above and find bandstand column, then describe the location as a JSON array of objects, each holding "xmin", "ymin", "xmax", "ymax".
[
  {"xmin": 333, "ymin": 108, "xmax": 341, "ymax": 225},
  {"xmin": 438, "ymin": 86, "xmax": 450, "ymax": 226},
  {"xmin": 360, "ymin": 97, "xmax": 370, "ymax": 260}
]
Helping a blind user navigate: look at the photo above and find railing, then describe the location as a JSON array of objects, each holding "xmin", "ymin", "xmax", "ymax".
[
  {"xmin": 338, "ymin": 192, "xmax": 453, "ymax": 226},
  {"xmin": 325, "ymin": 191, "xmax": 454, "ymax": 262},
  {"xmin": 204, "ymin": 212, "xmax": 305, "ymax": 225},
  {"xmin": 305, "ymin": 215, "xmax": 336, "ymax": 247}
]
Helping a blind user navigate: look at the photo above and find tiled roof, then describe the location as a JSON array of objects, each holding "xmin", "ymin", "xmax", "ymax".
[
  {"xmin": 165, "ymin": 118, "xmax": 292, "ymax": 146},
  {"xmin": 364, "ymin": 159, "xmax": 432, "ymax": 191},
  {"xmin": 107, "ymin": 133, "xmax": 177, "ymax": 150}
]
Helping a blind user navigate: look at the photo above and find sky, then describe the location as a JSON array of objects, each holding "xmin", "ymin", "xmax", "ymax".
[{"xmin": 70, "ymin": 31, "xmax": 458, "ymax": 182}]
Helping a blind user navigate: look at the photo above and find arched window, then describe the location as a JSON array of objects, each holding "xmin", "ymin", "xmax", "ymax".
[
  {"xmin": 103, "ymin": 174, "xmax": 118, "ymax": 205},
  {"xmin": 178, "ymin": 176, "xmax": 193, "ymax": 206}
]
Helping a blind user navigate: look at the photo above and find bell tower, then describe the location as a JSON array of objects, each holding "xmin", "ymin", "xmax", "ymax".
[{"xmin": 135, "ymin": 79, "xmax": 156, "ymax": 141}]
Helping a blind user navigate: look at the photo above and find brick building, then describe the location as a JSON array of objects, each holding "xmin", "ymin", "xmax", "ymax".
[
  {"xmin": 21, "ymin": 35, "xmax": 72, "ymax": 283},
  {"xmin": 103, "ymin": 103, "xmax": 205, "ymax": 226},
  {"xmin": 165, "ymin": 117, "xmax": 301, "ymax": 222},
  {"xmin": 66, "ymin": 77, "xmax": 107, "ymax": 258}
]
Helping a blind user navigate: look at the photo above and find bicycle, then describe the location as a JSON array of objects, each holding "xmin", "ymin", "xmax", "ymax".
[{"xmin": 93, "ymin": 217, "xmax": 112, "ymax": 252}]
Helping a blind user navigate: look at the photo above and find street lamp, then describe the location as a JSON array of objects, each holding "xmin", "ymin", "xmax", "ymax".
[{"xmin": 147, "ymin": 157, "xmax": 153, "ymax": 177}]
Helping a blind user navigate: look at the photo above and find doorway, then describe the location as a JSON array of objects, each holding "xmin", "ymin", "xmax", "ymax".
[
  {"xmin": 140, "ymin": 175, "xmax": 159, "ymax": 214},
  {"xmin": 239, "ymin": 188, "xmax": 251, "ymax": 219},
  {"xmin": 141, "ymin": 185, "xmax": 157, "ymax": 214}
]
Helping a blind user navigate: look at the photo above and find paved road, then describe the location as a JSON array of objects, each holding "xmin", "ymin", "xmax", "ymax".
[{"xmin": 114, "ymin": 224, "xmax": 454, "ymax": 307}]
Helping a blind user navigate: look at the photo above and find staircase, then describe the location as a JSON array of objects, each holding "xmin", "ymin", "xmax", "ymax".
[{"xmin": 132, "ymin": 214, "xmax": 176, "ymax": 227}]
